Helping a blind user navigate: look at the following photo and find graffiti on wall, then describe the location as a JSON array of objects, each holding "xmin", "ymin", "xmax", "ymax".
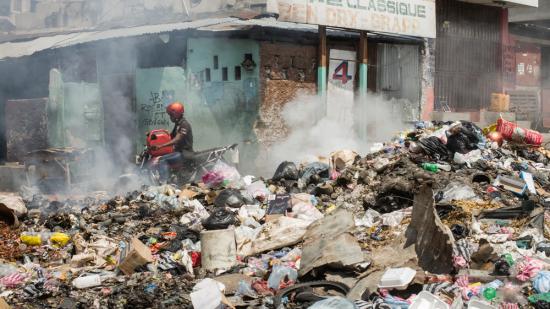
[{"xmin": 140, "ymin": 90, "xmax": 175, "ymax": 127}]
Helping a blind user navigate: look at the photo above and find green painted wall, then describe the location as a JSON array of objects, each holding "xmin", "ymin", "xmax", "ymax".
[
  {"xmin": 135, "ymin": 66, "xmax": 222, "ymax": 153},
  {"xmin": 47, "ymin": 69, "xmax": 104, "ymax": 148},
  {"xmin": 187, "ymin": 37, "xmax": 260, "ymax": 145},
  {"xmin": 135, "ymin": 38, "xmax": 261, "ymax": 172}
]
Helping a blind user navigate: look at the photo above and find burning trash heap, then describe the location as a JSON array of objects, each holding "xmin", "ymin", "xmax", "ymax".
[{"xmin": 3, "ymin": 118, "xmax": 550, "ymax": 308}]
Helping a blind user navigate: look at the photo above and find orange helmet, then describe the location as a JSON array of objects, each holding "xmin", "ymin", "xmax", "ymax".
[{"xmin": 166, "ymin": 102, "xmax": 184, "ymax": 118}]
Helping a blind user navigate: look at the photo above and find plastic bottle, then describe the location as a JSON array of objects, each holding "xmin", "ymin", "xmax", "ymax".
[
  {"xmin": 483, "ymin": 287, "xmax": 497, "ymax": 301},
  {"xmin": 422, "ymin": 163, "xmax": 439, "ymax": 172},
  {"xmin": 20, "ymin": 232, "xmax": 71, "ymax": 247},
  {"xmin": 436, "ymin": 163, "xmax": 452, "ymax": 172}
]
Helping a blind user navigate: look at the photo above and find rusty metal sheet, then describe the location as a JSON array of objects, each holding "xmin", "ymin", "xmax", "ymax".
[
  {"xmin": 405, "ymin": 184, "xmax": 454, "ymax": 274},
  {"xmin": 435, "ymin": 0, "xmax": 502, "ymax": 111},
  {"xmin": 509, "ymin": 90, "xmax": 539, "ymax": 121},
  {"xmin": 299, "ymin": 209, "xmax": 363, "ymax": 276},
  {"xmin": 515, "ymin": 45, "xmax": 541, "ymax": 87}
]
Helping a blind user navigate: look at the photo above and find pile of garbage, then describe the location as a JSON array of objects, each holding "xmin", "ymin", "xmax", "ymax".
[{"xmin": 2, "ymin": 118, "xmax": 550, "ymax": 308}]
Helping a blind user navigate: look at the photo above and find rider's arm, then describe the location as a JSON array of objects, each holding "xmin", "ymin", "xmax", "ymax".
[{"xmin": 156, "ymin": 133, "xmax": 183, "ymax": 149}]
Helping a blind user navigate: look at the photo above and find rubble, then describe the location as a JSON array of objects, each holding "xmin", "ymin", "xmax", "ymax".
[{"xmin": 2, "ymin": 118, "xmax": 550, "ymax": 308}]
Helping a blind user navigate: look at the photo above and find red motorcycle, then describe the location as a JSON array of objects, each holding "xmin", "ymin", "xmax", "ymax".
[{"xmin": 138, "ymin": 129, "xmax": 238, "ymax": 185}]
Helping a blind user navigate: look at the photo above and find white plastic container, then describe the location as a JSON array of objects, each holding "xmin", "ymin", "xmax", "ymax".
[
  {"xmin": 378, "ymin": 267, "xmax": 416, "ymax": 290},
  {"xmin": 200, "ymin": 227, "xmax": 237, "ymax": 271},
  {"xmin": 72, "ymin": 274, "xmax": 101, "ymax": 289},
  {"xmin": 468, "ymin": 300, "xmax": 497, "ymax": 309},
  {"xmin": 410, "ymin": 291, "xmax": 449, "ymax": 309}
]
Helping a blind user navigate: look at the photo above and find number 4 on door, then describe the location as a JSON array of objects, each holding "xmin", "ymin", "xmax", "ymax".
[{"xmin": 333, "ymin": 61, "xmax": 352, "ymax": 84}]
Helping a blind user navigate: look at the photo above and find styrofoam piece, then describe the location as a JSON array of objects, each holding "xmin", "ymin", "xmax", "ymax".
[
  {"xmin": 468, "ymin": 300, "xmax": 497, "ymax": 309},
  {"xmin": 410, "ymin": 291, "xmax": 450, "ymax": 309},
  {"xmin": 378, "ymin": 267, "xmax": 416, "ymax": 290}
]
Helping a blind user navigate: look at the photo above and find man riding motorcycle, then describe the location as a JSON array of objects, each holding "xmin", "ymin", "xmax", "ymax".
[{"xmin": 149, "ymin": 101, "xmax": 194, "ymax": 181}]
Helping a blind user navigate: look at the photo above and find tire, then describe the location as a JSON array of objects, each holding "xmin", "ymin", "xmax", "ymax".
[{"xmin": 272, "ymin": 280, "xmax": 350, "ymax": 308}]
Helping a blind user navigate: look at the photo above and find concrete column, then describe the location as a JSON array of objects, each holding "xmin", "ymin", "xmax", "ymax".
[
  {"xmin": 420, "ymin": 38, "xmax": 435, "ymax": 121},
  {"xmin": 356, "ymin": 31, "xmax": 369, "ymax": 140},
  {"xmin": 358, "ymin": 32, "xmax": 368, "ymax": 96},
  {"xmin": 317, "ymin": 26, "xmax": 327, "ymax": 98}
]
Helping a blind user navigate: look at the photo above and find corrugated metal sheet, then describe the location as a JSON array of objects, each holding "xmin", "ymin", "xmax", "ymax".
[
  {"xmin": 435, "ymin": 0, "xmax": 502, "ymax": 111},
  {"xmin": 0, "ymin": 16, "xmax": 423, "ymax": 61},
  {"xmin": 0, "ymin": 18, "xmax": 237, "ymax": 61},
  {"xmin": 377, "ymin": 43, "xmax": 421, "ymax": 121}
]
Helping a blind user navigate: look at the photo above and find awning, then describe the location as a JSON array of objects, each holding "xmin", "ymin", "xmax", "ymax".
[
  {"xmin": 0, "ymin": 16, "xmax": 422, "ymax": 61},
  {"xmin": 0, "ymin": 17, "xmax": 237, "ymax": 61}
]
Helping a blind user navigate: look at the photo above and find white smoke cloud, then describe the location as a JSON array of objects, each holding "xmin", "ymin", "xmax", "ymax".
[{"xmin": 261, "ymin": 89, "xmax": 410, "ymax": 175}]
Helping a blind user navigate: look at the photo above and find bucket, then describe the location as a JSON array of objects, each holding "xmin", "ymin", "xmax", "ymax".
[{"xmin": 200, "ymin": 227, "xmax": 237, "ymax": 271}]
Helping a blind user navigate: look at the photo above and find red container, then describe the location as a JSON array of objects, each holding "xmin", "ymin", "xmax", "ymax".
[
  {"xmin": 146, "ymin": 129, "xmax": 174, "ymax": 156},
  {"xmin": 496, "ymin": 118, "xmax": 543, "ymax": 146}
]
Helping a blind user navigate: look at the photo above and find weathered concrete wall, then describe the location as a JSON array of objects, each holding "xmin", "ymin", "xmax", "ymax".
[
  {"xmin": 256, "ymin": 41, "xmax": 317, "ymax": 146},
  {"xmin": 5, "ymin": 98, "xmax": 48, "ymax": 162}
]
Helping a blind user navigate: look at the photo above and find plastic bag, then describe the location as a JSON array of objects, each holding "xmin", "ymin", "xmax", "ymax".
[
  {"xmin": 308, "ymin": 297, "xmax": 358, "ymax": 309},
  {"xmin": 238, "ymin": 204, "xmax": 266, "ymax": 222},
  {"xmin": 190, "ymin": 278, "xmax": 225, "ymax": 309},
  {"xmin": 515, "ymin": 257, "xmax": 544, "ymax": 281},
  {"xmin": 299, "ymin": 162, "xmax": 329, "ymax": 186},
  {"xmin": 438, "ymin": 182, "xmax": 478, "ymax": 203},
  {"xmin": 534, "ymin": 271, "xmax": 550, "ymax": 294},
  {"xmin": 291, "ymin": 202, "xmax": 324, "ymax": 222},
  {"xmin": 215, "ymin": 189, "xmax": 245, "ymax": 208},
  {"xmin": 203, "ymin": 208, "xmax": 236, "ymax": 230},
  {"xmin": 446, "ymin": 122, "xmax": 481, "ymax": 154},
  {"xmin": 201, "ymin": 171, "xmax": 225, "ymax": 188},
  {"xmin": 273, "ymin": 161, "xmax": 299, "ymax": 181},
  {"xmin": 417, "ymin": 136, "xmax": 450, "ymax": 160},
  {"xmin": 245, "ymin": 181, "xmax": 270, "ymax": 201},
  {"xmin": 203, "ymin": 160, "xmax": 241, "ymax": 188},
  {"xmin": 235, "ymin": 280, "xmax": 257, "ymax": 298},
  {"xmin": 355, "ymin": 209, "xmax": 381, "ymax": 228},
  {"xmin": 454, "ymin": 149, "xmax": 482, "ymax": 167},
  {"xmin": 0, "ymin": 264, "xmax": 18, "ymax": 277},
  {"xmin": 267, "ymin": 265, "xmax": 298, "ymax": 290},
  {"xmin": 497, "ymin": 118, "xmax": 543, "ymax": 146}
]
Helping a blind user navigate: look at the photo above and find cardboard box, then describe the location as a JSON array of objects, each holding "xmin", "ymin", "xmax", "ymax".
[
  {"xmin": 490, "ymin": 93, "xmax": 510, "ymax": 112},
  {"xmin": 118, "ymin": 238, "xmax": 154, "ymax": 275},
  {"xmin": 0, "ymin": 298, "xmax": 11, "ymax": 309}
]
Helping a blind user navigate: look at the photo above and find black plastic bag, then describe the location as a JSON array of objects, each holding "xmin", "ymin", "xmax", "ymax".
[
  {"xmin": 299, "ymin": 162, "xmax": 329, "ymax": 185},
  {"xmin": 535, "ymin": 301, "xmax": 550, "ymax": 309},
  {"xmin": 416, "ymin": 136, "xmax": 449, "ymax": 160},
  {"xmin": 446, "ymin": 122, "xmax": 481, "ymax": 154},
  {"xmin": 536, "ymin": 241, "xmax": 550, "ymax": 257},
  {"xmin": 214, "ymin": 189, "xmax": 245, "ymax": 208},
  {"xmin": 493, "ymin": 258, "xmax": 511, "ymax": 276},
  {"xmin": 451, "ymin": 224, "xmax": 468, "ymax": 240},
  {"xmin": 273, "ymin": 161, "xmax": 299, "ymax": 181},
  {"xmin": 203, "ymin": 208, "xmax": 236, "ymax": 230}
]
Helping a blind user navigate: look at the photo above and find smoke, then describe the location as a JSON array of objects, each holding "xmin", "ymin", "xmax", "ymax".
[{"xmin": 263, "ymin": 89, "xmax": 409, "ymax": 174}]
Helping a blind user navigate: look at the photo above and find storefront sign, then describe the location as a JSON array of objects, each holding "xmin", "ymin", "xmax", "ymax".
[{"xmin": 267, "ymin": 0, "xmax": 436, "ymax": 38}]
